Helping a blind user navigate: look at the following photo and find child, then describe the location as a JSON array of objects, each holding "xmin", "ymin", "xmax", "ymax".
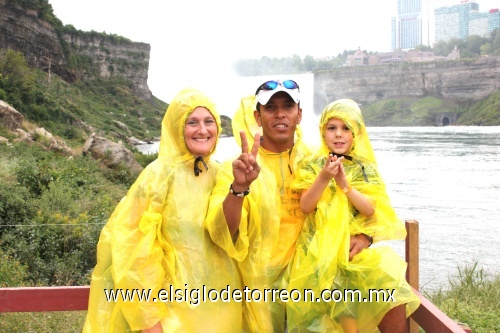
[{"xmin": 285, "ymin": 99, "xmax": 420, "ymax": 333}]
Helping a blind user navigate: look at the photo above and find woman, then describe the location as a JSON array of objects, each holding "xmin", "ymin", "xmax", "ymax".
[{"xmin": 83, "ymin": 88, "xmax": 242, "ymax": 332}]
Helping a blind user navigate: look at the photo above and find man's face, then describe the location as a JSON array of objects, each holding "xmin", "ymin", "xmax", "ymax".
[{"xmin": 254, "ymin": 92, "xmax": 302, "ymax": 153}]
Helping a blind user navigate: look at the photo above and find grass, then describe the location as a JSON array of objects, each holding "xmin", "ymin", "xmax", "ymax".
[
  {"xmin": 425, "ymin": 262, "xmax": 500, "ymax": 333},
  {"xmin": 0, "ymin": 312, "xmax": 87, "ymax": 333}
]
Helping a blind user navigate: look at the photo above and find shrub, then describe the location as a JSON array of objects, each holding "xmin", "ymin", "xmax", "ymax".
[
  {"xmin": 0, "ymin": 248, "xmax": 30, "ymax": 287},
  {"xmin": 2, "ymin": 142, "xmax": 126, "ymax": 286},
  {"xmin": 15, "ymin": 148, "xmax": 57, "ymax": 196},
  {"xmin": 134, "ymin": 151, "xmax": 158, "ymax": 168},
  {"xmin": 0, "ymin": 183, "xmax": 37, "ymax": 237}
]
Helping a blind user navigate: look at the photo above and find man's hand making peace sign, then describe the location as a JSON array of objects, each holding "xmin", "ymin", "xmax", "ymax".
[
  {"xmin": 231, "ymin": 131, "xmax": 261, "ymax": 192},
  {"xmin": 223, "ymin": 131, "xmax": 261, "ymax": 236}
]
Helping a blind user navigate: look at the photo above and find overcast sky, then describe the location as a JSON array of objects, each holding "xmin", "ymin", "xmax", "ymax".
[{"xmin": 47, "ymin": 0, "xmax": 499, "ymax": 110}]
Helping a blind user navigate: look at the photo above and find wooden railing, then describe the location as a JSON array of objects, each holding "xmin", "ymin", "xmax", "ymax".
[
  {"xmin": 404, "ymin": 220, "xmax": 471, "ymax": 333},
  {"xmin": 0, "ymin": 220, "xmax": 472, "ymax": 332}
]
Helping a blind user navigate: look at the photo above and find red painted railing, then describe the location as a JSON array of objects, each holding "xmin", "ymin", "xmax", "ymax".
[
  {"xmin": 0, "ymin": 220, "xmax": 472, "ymax": 332},
  {"xmin": 0, "ymin": 286, "xmax": 89, "ymax": 312}
]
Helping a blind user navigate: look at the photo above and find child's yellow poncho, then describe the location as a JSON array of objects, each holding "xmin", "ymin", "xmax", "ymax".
[
  {"xmin": 83, "ymin": 88, "xmax": 242, "ymax": 332},
  {"xmin": 286, "ymin": 99, "xmax": 420, "ymax": 332}
]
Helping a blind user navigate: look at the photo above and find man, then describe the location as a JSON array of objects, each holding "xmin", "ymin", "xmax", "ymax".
[{"xmin": 205, "ymin": 79, "xmax": 310, "ymax": 332}]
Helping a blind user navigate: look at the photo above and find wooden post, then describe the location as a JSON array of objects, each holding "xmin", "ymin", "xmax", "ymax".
[{"xmin": 405, "ymin": 219, "xmax": 419, "ymax": 333}]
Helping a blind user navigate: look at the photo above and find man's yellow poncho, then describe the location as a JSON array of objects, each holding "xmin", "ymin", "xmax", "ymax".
[
  {"xmin": 205, "ymin": 96, "xmax": 310, "ymax": 333},
  {"xmin": 286, "ymin": 99, "xmax": 420, "ymax": 332},
  {"xmin": 83, "ymin": 88, "xmax": 242, "ymax": 332}
]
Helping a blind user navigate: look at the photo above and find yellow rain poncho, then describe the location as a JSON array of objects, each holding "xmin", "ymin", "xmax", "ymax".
[
  {"xmin": 205, "ymin": 96, "xmax": 310, "ymax": 333},
  {"xmin": 83, "ymin": 88, "xmax": 242, "ymax": 332},
  {"xmin": 286, "ymin": 99, "xmax": 420, "ymax": 332}
]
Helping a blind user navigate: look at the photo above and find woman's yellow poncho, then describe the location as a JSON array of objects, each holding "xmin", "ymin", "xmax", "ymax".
[
  {"xmin": 286, "ymin": 99, "xmax": 420, "ymax": 332},
  {"xmin": 83, "ymin": 88, "xmax": 242, "ymax": 332}
]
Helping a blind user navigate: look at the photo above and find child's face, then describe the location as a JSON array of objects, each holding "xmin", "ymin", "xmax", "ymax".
[{"xmin": 323, "ymin": 118, "xmax": 353, "ymax": 155}]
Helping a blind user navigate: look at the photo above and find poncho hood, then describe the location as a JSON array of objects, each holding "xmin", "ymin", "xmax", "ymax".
[
  {"xmin": 319, "ymin": 99, "xmax": 376, "ymax": 164},
  {"xmin": 159, "ymin": 88, "xmax": 222, "ymax": 163}
]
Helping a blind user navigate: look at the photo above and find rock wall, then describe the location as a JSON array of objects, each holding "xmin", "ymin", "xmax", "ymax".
[
  {"xmin": 0, "ymin": 0, "xmax": 66, "ymax": 75},
  {"xmin": 0, "ymin": 0, "xmax": 152, "ymax": 99},
  {"xmin": 63, "ymin": 33, "xmax": 152, "ymax": 99},
  {"xmin": 313, "ymin": 57, "xmax": 500, "ymax": 114}
]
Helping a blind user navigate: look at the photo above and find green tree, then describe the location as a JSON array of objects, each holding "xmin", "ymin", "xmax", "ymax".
[
  {"xmin": 0, "ymin": 49, "xmax": 36, "ymax": 111},
  {"xmin": 433, "ymin": 40, "xmax": 450, "ymax": 56},
  {"xmin": 465, "ymin": 35, "xmax": 484, "ymax": 57},
  {"xmin": 491, "ymin": 29, "xmax": 500, "ymax": 55},
  {"xmin": 480, "ymin": 43, "xmax": 492, "ymax": 56},
  {"xmin": 414, "ymin": 44, "xmax": 433, "ymax": 51},
  {"xmin": 304, "ymin": 55, "xmax": 316, "ymax": 72}
]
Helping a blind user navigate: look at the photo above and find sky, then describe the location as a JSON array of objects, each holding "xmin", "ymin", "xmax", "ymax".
[{"xmin": 47, "ymin": 0, "xmax": 500, "ymax": 115}]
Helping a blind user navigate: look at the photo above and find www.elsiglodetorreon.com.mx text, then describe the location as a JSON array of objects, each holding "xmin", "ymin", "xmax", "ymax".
[{"xmin": 104, "ymin": 285, "xmax": 397, "ymax": 306}]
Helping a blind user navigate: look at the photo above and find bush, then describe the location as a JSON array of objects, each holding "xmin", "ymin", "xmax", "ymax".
[
  {"xmin": 0, "ymin": 87, "xmax": 7, "ymax": 100},
  {"xmin": 0, "ymin": 183, "xmax": 37, "ymax": 236},
  {"xmin": 14, "ymin": 144, "xmax": 58, "ymax": 196},
  {"xmin": 0, "ymin": 248, "xmax": 30, "ymax": 287},
  {"xmin": 1, "ymin": 207, "xmax": 109, "ymax": 286},
  {"xmin": 1, "ymin": 142, "xmax": 127, "ymax": 286},
  {"xmin": 134, "ymin": 151, "xmax": 158, "ymax": 168}
]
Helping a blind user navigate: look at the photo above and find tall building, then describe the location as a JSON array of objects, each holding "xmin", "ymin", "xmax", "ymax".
[
  {"xmin": 487, "ymin": 9, "xmax": 500, "ymax": 35},
  {"xmin": 435, "ymin": 1, "xmax": 480, "ymax": 42},
  {"xmin": 469, "ymin": 11, "xmax": 490, "ymax": 37},
  {"xmin": 392, "ymin": 0, "xmax": 432, "ymax": 50},
  {"xmin": 434, "ymin": 0, "xmax": 500, "ymax": 43}
]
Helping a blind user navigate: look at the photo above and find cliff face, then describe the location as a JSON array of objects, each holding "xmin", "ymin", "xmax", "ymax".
[
  {"xmin": 313, "ymin": 57, "xmax": 500, "ymax": 114},
  {"xmin": 0, "ymin": 0, "xmax": 152, "ymax": 99},
  {"xmin": 62, "ymin": 33, "xmax": 152, "ymax": 99},
  {"xmin": 0, "ymin": 0, "xmax": 65, "ymax": 73}
]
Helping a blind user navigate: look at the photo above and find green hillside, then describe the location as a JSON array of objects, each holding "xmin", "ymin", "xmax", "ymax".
[
  {"xmin": 0, "ymin": 49, "xmax": 165, "ymax": 147},
  {"xmin": 361, "ymin": 94, "xmax": 500, "ymax": 126}
]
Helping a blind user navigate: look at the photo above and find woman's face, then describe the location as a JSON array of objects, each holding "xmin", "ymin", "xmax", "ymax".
[
  {"xmin": 184, "ymin": 107, "xmax": 218, "ymax": 157},
  {"xmin": 323, "ymin": 117, "xmax": 353, "ymax": 155}
]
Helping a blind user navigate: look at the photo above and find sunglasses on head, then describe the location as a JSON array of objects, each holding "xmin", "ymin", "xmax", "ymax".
[{"xmin": 255, "ymin": 80, "xmax": 300, "ymax": 95}]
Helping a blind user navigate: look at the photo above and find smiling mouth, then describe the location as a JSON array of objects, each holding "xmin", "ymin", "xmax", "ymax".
[
  {"xmin": 193, "ymin": 138, "xmax": 211, "ymax": 141},
  {"xmin": 274, "ymin": 124, "xmax": 288, "ymax": 129}
]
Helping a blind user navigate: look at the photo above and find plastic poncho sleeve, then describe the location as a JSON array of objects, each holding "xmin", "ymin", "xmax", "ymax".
[
  {"xmin": 83, "ymin": 162, "xmax": 170, "ymax": 332},
  {"xmin": 83, "ymin": 199, "xmax": 131, "ymax": 332},
  {"xmin": 110, "ymin": 163, "xmax": 170, "ymax": 331},
  {"xmin": 205, "ymin": 159, "xmax": 249, "ymax": 262}
]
